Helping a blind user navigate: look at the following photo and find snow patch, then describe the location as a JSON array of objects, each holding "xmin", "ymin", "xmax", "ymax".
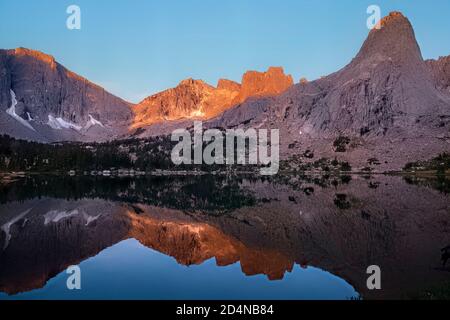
[
  {"xmin": 189, "ymin": 109, "xmax": 205, "ymax": 118},
  {"xmin": 44, "ymin": 209, "xmax": 100, "ymax": 226},
  {"xmin": 85, "ymin": 114, "xmax": 104, "ymax": 129},
  {"xmin": 6, "ymin": 90, "xmax": 36, "ymax": 132},
  {"xmin": 1, "ymin": 208, "xmax": 32, "ymax": 250},
  {"xmin": 47, "ymin": 115, "xmax": 82, "ymax": 131},
  {"xmin": 44, "ymin": 209, "xmax": 80, "ymax": 224},
  {"xmin": 84, "ymin": 214, "xmax": 100, "ymax": 226}
]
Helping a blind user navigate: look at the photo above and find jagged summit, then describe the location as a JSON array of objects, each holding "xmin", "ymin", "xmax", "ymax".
[
  {"xmin": 237, "ymin": 67, "xmax": 293, "ymax": 104},
  {"xmin": 217, "ymin": 79, "xmax": 241, "ymax": 91},
  {"xmin": 132, "ymin": 67, "xmax": 293, "ymax": 128},
  {"xmin": 178, "ymin": 78, "xmax": 211, "ymax": 88},
  {"xmin": 426, "ymin": 55, "xmax": 450, "ymax": 91},
  {"xmin": 377, "ymin": 11, "xmax": 406, "ymax": 28}
]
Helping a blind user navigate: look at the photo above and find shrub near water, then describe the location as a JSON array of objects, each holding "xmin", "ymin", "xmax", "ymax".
[
  {"xmin": 404, "ymin": 153, "xmax": 450, "ymax": 174},
  {"xmin": 333, "ymin": 136, "xmax": 351, "ymax": 153}
]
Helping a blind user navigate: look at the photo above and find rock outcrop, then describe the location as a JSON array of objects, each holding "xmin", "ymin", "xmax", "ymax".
[
  {"xmin": 426, "ymin": 55, "xmax": 450, "ymax": 93},
  {"xmin": 236, "ymin": 67, "xmax": 294, "ymax": 104},
  {"xmin": 217, "ymin": 79, "xmax": 241, "ymax": 92}
]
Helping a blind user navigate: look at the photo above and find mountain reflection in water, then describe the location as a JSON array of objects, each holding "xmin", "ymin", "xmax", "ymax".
[{"xmin": 0, "ymin": 174, "xmax": 449, "ymax": 300}]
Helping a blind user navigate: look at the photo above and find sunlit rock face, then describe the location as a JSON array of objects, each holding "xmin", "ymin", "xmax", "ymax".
[
  {"xmin": 131, "ymin": 67, "xmax": 293, "ymax": 128},
  {"xmin": 0, "ymin": 48, "xmax": 133, "ymax": 142},
  {"xmin": 132, "ymin": 78, "xmax": 235, "ymax": 127},
  {"xmin": 127, "ymin": 210, "xmax": 294, "ymax": 280},
  {"xmin": 236, "ymin": 67, "xmax": 294, "ymax": 105}
]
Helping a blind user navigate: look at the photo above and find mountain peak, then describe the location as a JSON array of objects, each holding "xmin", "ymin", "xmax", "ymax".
[
  {"xmin": 355, "ymin": 11, "xmax": 423, "ymax": 64},
  {"xmin": 9, "ymin": 47, "xmax": 57, "ymax": 68},
  {"xmin": 217, "ymin": 79, "xmax": 241, "ymax": 91},
  {"xmin": 179, "ymin": 78, "xmax": 204, "ymax": 86},
  {"xmin": 0, "ymin": 48, "xmax": 132, "ymax": 142},
  {"xmin": 133, "ymin": 67, "xmax": 294, "ymax": 128},
  {"xmin": 267, "ymin": 66, "xmax": 288, "ymax": 74},
  {"xmin": 377, "ymin": 11, "xmax": 407, "ymax": 28},
  {"xmin": 177, "ymin": 78, "xmax": 217, "ymax": 92}
]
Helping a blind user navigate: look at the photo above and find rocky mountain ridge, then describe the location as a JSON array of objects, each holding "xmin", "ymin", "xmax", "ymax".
[
  {"xmin": 0, "ymin": 48, "xmax": 133, "ymax": 142},
  {"xmin": 132, "ymin": 66, "xmax": 293, "ymax": 128},
  {"xmin": 206, "ymin": 12, "xmax": 450, "ymax": 168},
  {"xmin": 0, "ymin": 12, "xmax": 449, "ymax": 169}
]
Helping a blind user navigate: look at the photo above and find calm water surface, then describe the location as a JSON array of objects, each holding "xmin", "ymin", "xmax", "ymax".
[{"xmin": 0, "ymin": 174, "xmax": 449, "ymax": 300}]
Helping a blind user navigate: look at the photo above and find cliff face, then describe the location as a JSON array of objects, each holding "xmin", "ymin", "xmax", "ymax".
[
  {"xmin": 132, "ymin": 67, "xmax": 293, "ymax": 128},
  {"xmin": 426, "ymin": 55, "xmax": 450, "ymax": 93},
  {"xmin": 0, "ymin": 48, "xmax": 133, "ymax": 142},
  {"xmin": 236, "ymin": 67, "xmax": 294, "ymax": 104}
]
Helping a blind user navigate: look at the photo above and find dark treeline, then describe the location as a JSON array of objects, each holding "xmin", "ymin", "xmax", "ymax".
[
  {"xmin": 0, "ymin": 134, "xmax": 262, "ymax": 173},
  {"xmin": 404, "ymin": 153, "xmax": 450, "ymax": 174},
  {"xmin": 0, "ymin": 134, "xmax": 176, "ymax": 172}
]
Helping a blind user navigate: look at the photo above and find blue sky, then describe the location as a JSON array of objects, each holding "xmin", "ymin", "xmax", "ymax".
[{"xmin": 1, "ymin": 0, "xmax": 450, "ymax": 103}]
